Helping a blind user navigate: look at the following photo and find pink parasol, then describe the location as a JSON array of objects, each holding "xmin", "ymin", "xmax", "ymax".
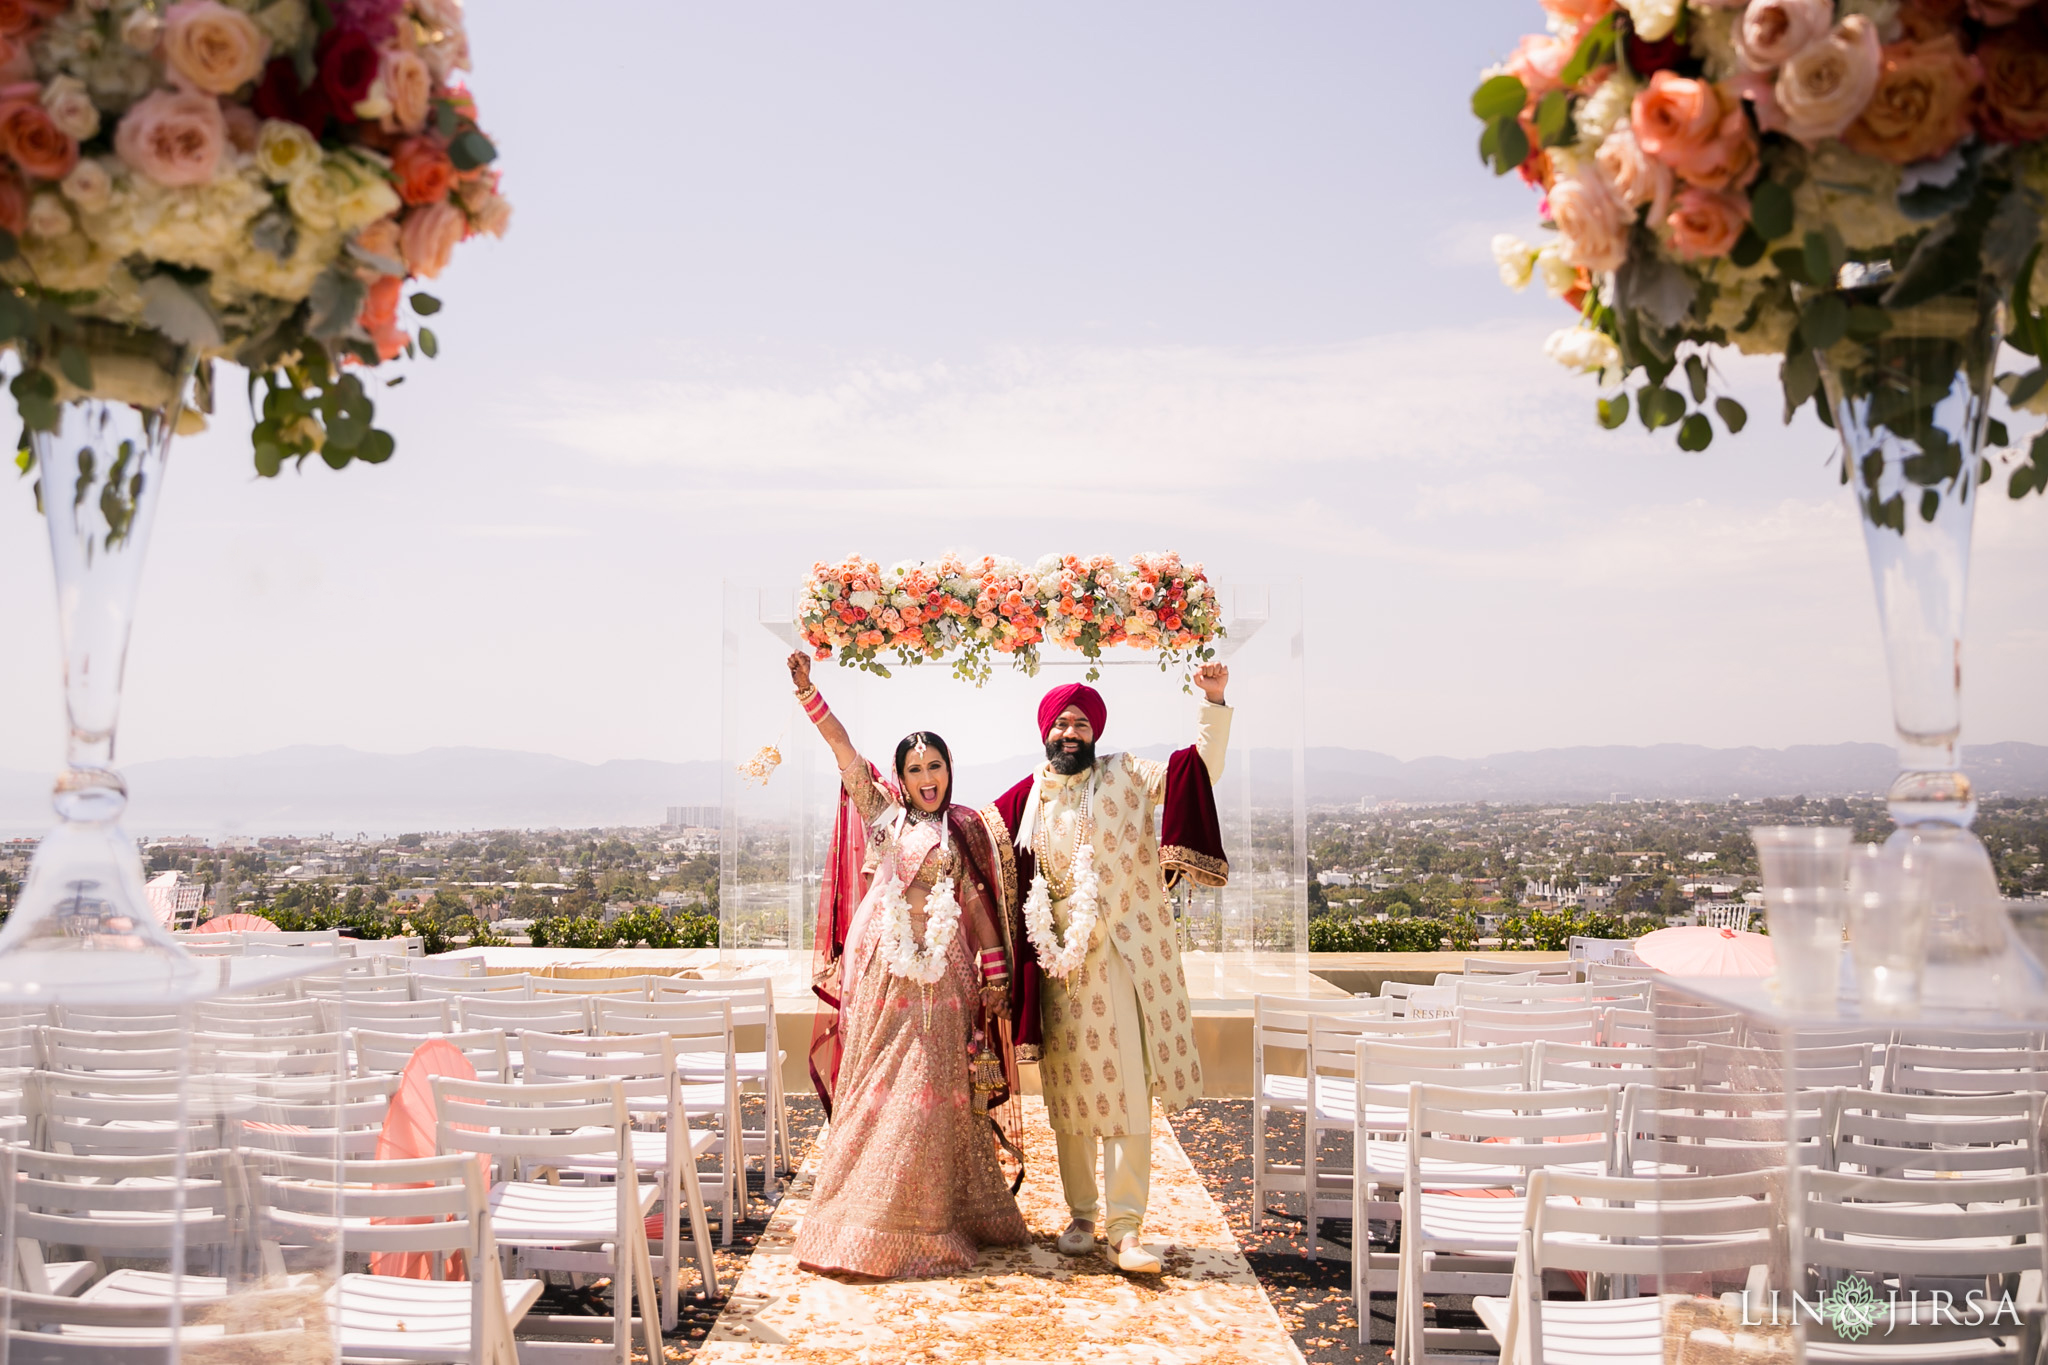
[
  {"xmin": 191, "ymin": 913, "xmax": 280, "ymax": 935},
  {"xmin": 1634, "ymin": 925, "xmax": 1776, "ymax": 977}
]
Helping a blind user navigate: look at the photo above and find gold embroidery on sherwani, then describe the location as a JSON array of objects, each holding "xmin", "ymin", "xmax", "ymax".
[{"xmin": 1035, "ymin": 752, "xmax": 1203, "ymax": 1139}]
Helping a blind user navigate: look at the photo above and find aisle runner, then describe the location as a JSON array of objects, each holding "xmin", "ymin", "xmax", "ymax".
[{"xmin": 699, "ymin": 1097, "xmax": 1303, "ymax": 1364}]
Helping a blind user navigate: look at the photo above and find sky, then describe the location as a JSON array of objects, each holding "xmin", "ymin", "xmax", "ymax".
[{"xmin": 1, "ymin": 0, "xmax": 2044, "ymax": 778}]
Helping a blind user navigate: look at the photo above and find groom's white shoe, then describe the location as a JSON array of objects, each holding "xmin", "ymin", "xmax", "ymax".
[
  {"xmin": 1056, "ymin": 1220, "xmax": 1096, "ymax": 1256},
  {"xmin": 1114, "ymin": 1234, "xmax": 1162, "ymax": 1274}
]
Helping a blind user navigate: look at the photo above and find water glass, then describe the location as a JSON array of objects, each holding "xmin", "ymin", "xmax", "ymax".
[
  {"xmin": 1751, "ymin": 826, "xmax": 1852, "ymax": 1013},
  {"xmin": 1846, "ymin": 839, "xmax": 1932, "ymax": 1016}
]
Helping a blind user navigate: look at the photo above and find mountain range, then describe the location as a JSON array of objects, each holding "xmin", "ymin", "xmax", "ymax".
[{"xmin": 2, "ymin": 740, "xmax": 2044, "ymax": 837}]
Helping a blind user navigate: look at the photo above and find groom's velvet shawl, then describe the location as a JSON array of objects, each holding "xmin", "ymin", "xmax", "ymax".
[{"xmin": 979, "ymin": 746, "xmax": 1228, "ymax": 1055}]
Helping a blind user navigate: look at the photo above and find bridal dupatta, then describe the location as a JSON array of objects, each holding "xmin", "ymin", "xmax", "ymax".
[{"xmin": 807, "ymin": 765, "xmax": 1028, "ymax": 1174}]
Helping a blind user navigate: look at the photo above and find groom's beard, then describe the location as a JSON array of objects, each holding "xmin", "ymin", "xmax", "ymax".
[{"xmin": 1045, "ymin": 737, "xmax": 1095, "ymax": 776}]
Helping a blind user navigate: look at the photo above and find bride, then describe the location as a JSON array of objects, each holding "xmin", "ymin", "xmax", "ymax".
[{"xmin": 786, "ymin": 651, "xmax": 1030, "ymax": 1277}]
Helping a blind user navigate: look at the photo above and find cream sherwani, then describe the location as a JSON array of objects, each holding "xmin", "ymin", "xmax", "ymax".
[{"xmin": 1034, "ymin": 703, "xmax": 1230, "ymax": 1239}]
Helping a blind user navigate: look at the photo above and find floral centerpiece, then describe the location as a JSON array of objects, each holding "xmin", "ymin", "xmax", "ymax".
[
  {"xmin": 1478, "ymin": 0, "xmax": 2048, "ymax": 510},
  {"xmin": 3, "ymin": 0, "xmax": 506, "ymax": 474},
  {"xmin": 798, "ymin": 552, "xmax": 1224, "ymax": 683}
]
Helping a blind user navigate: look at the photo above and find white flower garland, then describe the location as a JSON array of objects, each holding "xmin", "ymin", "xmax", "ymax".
[
  {"xmin": 1024, "ymin": 842, "xmax": 1100, "ymax": 980},
  {"xmin": 877, "ymin": 872, "xmax": 962, "ymax": 985}
]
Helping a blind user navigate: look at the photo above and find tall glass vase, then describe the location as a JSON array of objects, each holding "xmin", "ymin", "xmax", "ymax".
[
  {"xmin": 0, "ymin": 367, "xmax": 206, "ymax": 1003},
  {"xmin": 1817, "ymin": 284, "xmax": 2041, "ymax": 1012}
]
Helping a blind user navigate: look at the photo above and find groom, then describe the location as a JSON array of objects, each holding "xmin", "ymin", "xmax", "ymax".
[{"xmin": 979, "ymin": 664, "xmax": 1231, "ymax": 1272}]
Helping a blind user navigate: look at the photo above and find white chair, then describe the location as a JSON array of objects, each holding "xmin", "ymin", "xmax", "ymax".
[
  {"xmin": 654, "ymin": 977, "xmax": 789, "ymax": 1196},
  {"xmin": 260, "ymin": 1149, "xmax": 542, "ymax": 1364},
  {"xmin": 49, "ymin": 1007, "xmax": 183, "ymax": 1032},
  {"xmin": 194, "ymin": 997, "xmax": 326, "ymax": 1036},
  {"xmin": 1567, "ymin": 935, "xmax": 1640, "ymax": 969},
  {"xmin": 1830, "ymin": 1088, "xmax": 2046, "ymax": 1180},
  {"xmin": 455, "ymin": 996, "xmax": 591, "ymax": 1035},
  {"xmin": 432, "ymin": 1076, "xmax": 663, "ymax": 1365},
  {"xmin": 1622, "ymin": 1084, "xmax": 1826, "ymax": 1176},
  {"xmin": 1462, "ymin": 957, "xmax": 1574, "ymax": 983},
  {"xmin": 30, "ymin": 1070, "xmax": 225, "ymax": 1157},
  {"xmin": 1585, "ymin": 960, "xmax": 1659, "ymax": 984},
  {"xmin": 1393, "ymin": 1083, "xmax": 1620, "ymax": 1365},
  {"xmin": 1474, "ymin": 1167, "xmax": 1778, "ymax": 1365},
  {"xmin": 1799, "ymin": 1169, "xmax": 2048, "ymax": 1362},
  {"xmin": 5, "ymin": 1286, "xmax": 328, "ymax": 1361},
  {"xmin": 1351, "ymin": 1041, "xmax": 1534, "ymax": 1337},
  {"xmin": 16, "ymin": 1146, "xmax": 241, "ymax": 1301},
  {"xmin": 352, "ymin": 1027, "xmax": 512, "ymax": 1083},
  {"xmin": 1885, "ymin": 1043, "xmax": 2048, "ymax": 1096},
  {"xmin": 318, "ymin": 997, "xmax": 455, "ymax": 1036},
  {"xmin": 352, "ymin": 934, "xmax": 426, "ymax": 960},
  {"xmin": 39, "ymin": 1025, "xmax": 188, "ymax": 1076},
  {"xmin": 1383, "ymin": 983, "xmax": 1458, "ymax": 1019},
  {"xmin": 1697, "ymin": 1040, "xmax": 1874, "ymax": 1092},
  {"xmin": 591, "ymin": 996, "xmax": 743, "ymax": 1243},
  {"xmin": 239, "ymin": 1074, "xmax": 399, "ymax": 1159},
  {"xmin": 1532, "ymin": 1039, "xmax": 1702, "ymax": 1091},
  {"xmin": 1453, "ymin": 980, "xmax": 1595, "ymax": 1009},
  {"xmin": 532, "ymin": 975, "xmax": 658, "ymax": 1001},
  {"xmin": 519, "ymin": 1031, "xmax": 722, "ymax": 1327},
  {"xmin": 1602, "ymin": 1006, "xmax": 1741, "ymax": 1046},
  {"xmin": 301, "ymin": 980, "xmax": 413, "ymax": 1004},
  {"xmin": 1458, "ymin": 1005, "xmax": 1603, "ymax": 1047},
  {"xmin": 418, "ymin": 973, "xmax": 534, "ymax": 1000}
]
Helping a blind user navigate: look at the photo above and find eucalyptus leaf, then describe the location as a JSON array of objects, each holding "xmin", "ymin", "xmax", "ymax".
[
  {"xmin": 1781, "ymin": 349, "xmax": 1820, "ymax": 422},
  {"xmin": 306, "ymin": 265, "xmax": 367, "ymax": 343},
  {"xmin": 1715, "ymin": 396, "xmax": 1748, "ymax": 433},
  {"xmin": 1730, "ymin": 227, "xmax": 1766, "ymax": 268},
  {"xmin": 1750, "ymin": 180, "xmax": 1794, "ymax": 241},
  {"xmin": 139, "ymin": 275, "xmax": 223, "ymax": 350},
  {"xmin": 1534, "ymin": 88, "xmax": 1571, "ymax": 146},
  {"xmin": 1801, "ymin": 293, "xmax": 1848, "ymax": 350},
  {"xmin": 1684, "ymin": 354, "xmax": 1708, "ymax": 402},
  {"xmin": 1489, "ymin": 116, "xmax": 1529, "ymax": 175},
  {"xmin": 1616, "ymin": 247, "xmax": 1697, "ymax": 329},
  {"xmin": 1988, "ymin": 417, "xmax": 2010, "ymax": 447},
  {"xmin": 409, "ymin": 292, "xmax": 442, "ymax": 316},
  {"xmin": 1471, "ymin": 74, "xmax": 1527, "ymax": 121},
  {"xmin": 448, "ymin": 129, "xmax": 496, "ymax": 171},
  {"xmin": 2003, "ymin": 367, "xmax": 2048, "ymax": 408},
  {"xmin": 419, "ymin": 326, "xmax": 438, "ymax": 358},
  {"xmin": 55, "ymin": 343, "xmax": 91, "ymax": 391},
  {"xmin": 1676, "ymin": 412, "xmax": 1713, "ymax": 451},
  {"xmin": 1597, "ymin": 392, "xmax": 1630, "ymax": 429}
]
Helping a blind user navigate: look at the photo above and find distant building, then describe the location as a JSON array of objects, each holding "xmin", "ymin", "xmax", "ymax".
[{"xmin": 665, "ymin": 806, "xmax": 718, "ymax": 830}]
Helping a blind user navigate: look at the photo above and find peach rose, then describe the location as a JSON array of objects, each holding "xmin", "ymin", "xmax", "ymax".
[
  {"xmin": 1632, "ymin": 71, "xmax": 1721, "ymax": 161},
  {"xmin": 1968, "ymin": 0, "xmax": 2039, "ymax": 25},
  {"xmin": 1597, "ymin": 123, "xmax": 1675, "ymax": 224},
  {"xmin": 1844, "ymin": 35, "xmax": 1982, "ymax": 163},
  {"xmin": 1662, "ymin": 95, "xmax": 1760, "ymax": 189},
  {"xmin": 1734, "ymin": 0, "xmax": 1833, "ymax": 71},
  {"xmin": 1541, "ymin": 0, "xmax": 1614, "ymax": 40},
  {"xmin": 391, "ymin": 136, "xmax": 454, "ymax": 205},
  {"xmin": 1505, "ymin": 33, "xmax": 1574, "ymax": 103},
  {"xmin": 399, "ymin": 201, "xmax": 465, "ymax": 277},
  {"xmin": 114, "ymin": 88, "xmax": 225, "ymax": 187},
  {"xmin": 162, "ymin": 0, "xmax": 268, "ymax": 95},
  {"xmin": 39, "ymin": 75, "xmax": 96, "ymax": 141},
  {"xmin": 0, "ymin": 92, "xmax": 75, "ymax": 181},
  {"xmin": 381, "ymin": 49, "xmax": 431, "ymax": 133},
  {"xmin": 358, "ymin": 273, "xmax": 407, "ymax": 361},
  {"xmin": 1977, "ymin": 21, "xmax": 2048, "ymax": 141},
  {"xmin": 1665, "ymin": 186, "xmax": 1750, "ymax": 258},
  {"xmin": 1550, "ymin": 166, "xmax": 1630, "ymax": 272},
  {"xmin": 354, "ymin": 215, "xmax": 401, "ymax": 265},
  {"xmin": 1775, "ymin": 15, "xmax": 1882, "ymax": 143}
]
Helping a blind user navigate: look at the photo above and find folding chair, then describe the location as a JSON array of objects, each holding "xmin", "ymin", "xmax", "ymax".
[
  {"xmin": 1830, "ymin": 1089, "xmax": 2047, "ymax": 1180},
  {"xmin": 519, "ymin": 1030, "xmax": 722, "ymax": 1325},
  {"xmin": 1532, "ymin": 1039, "xmax": 1702, "ymax": 1091},
  {"xmin": 418, "ymin": 973, "xmax": 533, "ymax": 1000},
  {"xmin": 433, "ymin": 1076, "xmax": 664, "ymax": 1365},
  {"xmin": 591, "ymin": 996, "xmax": 743, "ymax": 1243},
  {"xmin": 1884, "ymin": 1043, "xmax": 2048, "ymax": 1096},
  {"xmin": 317, "ymin": 997, "xmax": 455, "ymax": 1036},
  {"xmin": 1452, "ymin": 980, "xmax": 1595, "ymax": 1009},
  {"xmin": 193, "ymin": 997, "xmax": 326, "ymax": 1036},
  {"xmin": 1602, "ymin": 1006, "xmax": 1741, "ymax": 1046},
  {"xmin": 1457, "ymin": 1005, "xmax": 1603, "ymax": 1047},
  {"xmin": 351, "ymin": 1027, "xmax": 513, "ymax": 1083},
  {"xmin": 238, "ymin": 1074, "xmax": 399, "ymax": 1159},
  {"xmin": 1621, "ymin": 1084, "xmax": 1827, "ymax": 1176},
  {"xmin": 532, "ymin": 976, "xmax": 658, "ymax": 1001},
  {"xmin": 654, "ymin": 977, "xmax": 789, "ymax": 1195},
  {"xmin": 1697, "ymin": 1041, "xmax": 1875, "ymax": 1092},
  {"xmin": 1461, "ymin": 957, "xmax": 1574, "ymax": 983}
]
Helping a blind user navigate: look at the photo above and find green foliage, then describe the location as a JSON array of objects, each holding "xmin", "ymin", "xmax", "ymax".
[
  {"xmin": 529, "ymin": 906, "xmax": 718, "ymax": 951},
  {"xmin": 1309, "ymin": 913, "xmax": 1446, "ymax": 953},
  {"xmin": 1492, "ymin": 906, "xmax": 1662, "ymax": 952}
]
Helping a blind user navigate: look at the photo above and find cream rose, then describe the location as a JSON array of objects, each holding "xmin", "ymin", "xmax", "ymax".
[
  {"xmin": 1535, "ymin": 245, "xmax": 1580, "ymax": 297},
  {"xmin": 400, "ymin": 200, "xmax": 465, "ymax": 278},
  {"xmin": 1597, "ymin": 122, "xmax": 1674, "ymax": 225},
  {"xmin": 41, "ymin": 75, "xmax": 98, "ymax": 141},
  {"xmin": 1544, "ymin": 325, "xmax": 1623, "ymax": 379},
  {"xmin": 161, "ymin": 0, "xmax": 268, "ymax": 95},
  {"xmin": 1776, "ymin": 15, "xmax": 1882, "ymax": 143},
  {"xmin": 381, "ymin": 49, "xmax": 430, "ymax": 133},
  {"xmin": 25, "ymin": 191, "xmax": 70, "ymax": 239},
  {"xmin": 1735, "ymin": 0, "xmax": 1833, "ymax": 71},
  {"xmin": 120, "ymin": 7, "xmax": 160, "ymax": 51},
  {"xmin": 328, "ymin": 154, "xmax": 400, "ymax": 231},
  {"xmin": 1624, "ymin": 0, "xmax": 1685, "ymax": 41},
  {"xmin": 1493, "ymin": 233, "xmax": 1540, "ymax": 291},
  {"xmin": 1550, "ymin": 165, "xmax": 1631, "ymax": 272},
  {"xmin": 59, "ymin": 157, "xmax": 110, "ymax": 210},
  {"xmin": 255, "ymin": 118, "xmax": 319, "ymax": 183}
]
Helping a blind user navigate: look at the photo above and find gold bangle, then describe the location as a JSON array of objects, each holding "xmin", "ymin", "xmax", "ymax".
[{"xmin": 795, "ymin": 684, "xmax": 817, "ymax": 704}]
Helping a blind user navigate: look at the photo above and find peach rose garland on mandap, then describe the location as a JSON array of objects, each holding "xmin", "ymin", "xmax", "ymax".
[
  {"xmin": 0, "ymin": 0, "xmax": 507, "ymax": 474},
  {"xmin": 1478, "ymin": 0, "xmax": 2048, "ymax": 506},
  {"xmin": 798, "ymin": 553, "xmax": 1226, "ymax": 684}
]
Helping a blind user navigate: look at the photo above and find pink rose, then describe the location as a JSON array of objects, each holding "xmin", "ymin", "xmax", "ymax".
[
  {"xmin": 1597, "ymin": 123, "xmax": 1674, "ymax": 225},
  {"xmin": 399, "ymin": 200, "xmax": 465, "ymax": 278},
  {"xmin": 1659, "ymin": 94, "xmax": 1760, "ymax": 190},
  {"xmin": 161, "ymin": 0, "xmax": 268, "ymax": 95},
  {"xmin": 381, "ymin": 48, "xmax": 430, "ymax": 133},
  {"xmin": 1844, "ymin": 34, "xmax": 1983, "ymax": 163},
  {"xmin": 1665, "ymin": 186, "xmax": 1751, "ymax": 258},
  {"xmin": 1735, "ymin": 0, "xmax": 1834, "ymax": 70},
  {"xmin": 1632, "ymin": 71, "xmax": 1721, "ymax": 162},
  {"xmin": 1505, "ymin": 33, "xmax": 1573, "ymax": 103},
  {"xmin": 114, "ymin": 87, "xmax": 224, "ymax": 186},
  {"xmin": 1540, "ymin": 0, "xmax": 1614, "ymax": 41},
  {"xmin": 1550, "ymin": 166, "xmax": 1630, "ymax": 272},
  {"xmin": 1775, "ymin": 15, "xmax": 1882, "ymax": 144}
]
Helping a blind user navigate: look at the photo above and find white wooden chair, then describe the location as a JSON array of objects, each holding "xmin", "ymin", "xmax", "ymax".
[
  {"xmin": 1461, "ymin": 957, "xmax": 1574, "ymax": 983},
  {"xmin": 1885, "ymin": 1043, "xmax": 2048, "ymax": 1096},
  {"xmin": 1474, "ymin": 1167, "xmax": 1778, "ymax": 1365},
  {"xmin": 1566, "ymin": 935, "xmax": 1640, "ymax": 970},
  {"xmin": 518, "ymin": 1030, "xmax": 722, "ymax": 1326},
  {"xmin": 351, "ymin": 1028, "xmax": 513, "ymax": 1083},
  {"xmin": 1457, "ymin": 1005, "xmax": 1604, "ymax": 1047},
  {"xmin": 1697, "ymin": 1040, "xmax": 1874, "ymax": 1092},
  {"xmin": 1453, "ymin": 980, "xmax": 1596, "ymax": 1009},
  {"xmin": 1799, "ymin": 1168, "xmax": 2048, "ymax": 1363},
  {"xmin": 30, "ymin": 1070, "xmax": 225, "ymax": 1157},
  {"xmin": 1393, "ymin": 1083, "xmax": 1620, "ymax": 1365},
  {"xmin": 351, "ymin": 934, "xmax": 426, "ymax": 960},
  {"xmin": 455, "ymin": 996, "xmax": 591, "ymax": 1036},
  {"xmin": 16, "ymin": 1146, "xmax": 242, "ymax": 1301},
  {"xmin": 432, "ymin": 1076, "xmax": 663, "ymax": 1365},
  {"xmin": 532, "ymin": 976, "xmax": 658, "ymax": 1001},
  {"xmin": 1584, "ymin": 960, "xmax": 1659, "ymax": 984},
  {"xmin": 1621, "ymin": 1084, "xmax": 1827, "ymax": 1176},
  {"xmin": 1532, "ymin": 1040, "xmax": 1702, "ymax": 1091},
  {"xmin": 193, "ymin": 997, "xmax": 326, "ymax": 1036},
  {"xmin": 591, "ymin": 996, "xmax": 743, "ymax": 1243},
  {"xmin": 238, "ymin": 1074, "xmax": 399, "ymax": 1159},
  {"xmin": 418, "ymin": 973, "xmax": 534, "ymax": 1001},
  {"xmin": 1382, "ymin": 983, "xmax": 1458, "ymax": 1019},
  {"xmin": 318, "ymin": 997, "xmax": 455, "ymax": 1036},
  {"xmin": 1829, "ymin": 1088, "xmax": 2047, "ymax": 1180},
  {"xmin": 301, "ymin": 980, "xmax": 413, "ymax": 1004},
  {"xmin": 4, "ymin": 1286, "xmax": 327, "ymax": 1361},
  {"xmin": 654, "ymin": 977, "xmax": 789, "ymax": 1196},
  {"xmin": 39, "ymin": 1025, "xmax": 188, "ymax": 1076},
  {"xmin": 1602, "ymin": 1006, "xmax": 1741, "ymax": 1047},
  {"xmin": 261, "ymin": 1149, "xmax": 543, "ymax": 1364}
]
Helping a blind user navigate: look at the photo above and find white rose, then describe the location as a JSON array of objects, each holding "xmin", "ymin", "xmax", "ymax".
[
  {"xmin": 121, "ymin": 7, "xmax": 161, "ymax": 51},
  {"xmin": 61, "ymin": 159, "xmax": 113, "ymax": 212},
  {"xmin": 1493, "ymin": 234, "xmax": 1539, "ymax": 291},
  {"xmin": 26, "ymin": 192, "xmax": 72, "ymax": 240},
  {"xmin": 1573, "ymin": 73, "xmax": 1638, "ymax": 153},
  {"xmin": 41, "ymin": 75, "xmax": 100, "ymax": 141},
  {"xmin": 255, "ymin": 119, "xmax": 321, "ymax": 184},
  {"xmin": 1775, "ymin": 16, "xmax": 1881, "ymax": 145},
  {"xmin": 1544, "ymin": 326, "xmax": 1623, "ymax": 381},
  {"xmin": 891, "ymin": 591, "xmax": 914, "ymax": 608},
  {"xmin": 849, "ymin": 590, "xmax": 879, "ymax": 610},
  {"xmin": 1535, "ymin": 245, "xmax": 1579, "ymax": 298},
  {"xmin": 1622, "ymin": 0, "xmax": 1683, "ymax": 41}
]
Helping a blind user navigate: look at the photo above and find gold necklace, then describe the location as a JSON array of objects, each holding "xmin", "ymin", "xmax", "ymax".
[{"xmin": 1033, "ymin": 780, "xmax": 1091, "ymax": 901}]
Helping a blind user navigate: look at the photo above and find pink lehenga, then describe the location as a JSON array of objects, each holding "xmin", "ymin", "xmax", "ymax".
[{"xmin": 796, "ymin": 759, "xmax": 1030, "ymax": 1278}]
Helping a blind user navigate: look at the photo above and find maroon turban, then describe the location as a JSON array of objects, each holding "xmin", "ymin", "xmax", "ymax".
[{"xmin": 1037, "ymin": 683, "xmax": 1107, "ymax": 741}]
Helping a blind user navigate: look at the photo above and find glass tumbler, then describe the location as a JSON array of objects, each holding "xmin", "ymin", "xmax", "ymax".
[
  {"xmin": 1846, "ymin": 839, "xmax": 1932, "ymax": 1016},
  {"xmin": 1752, "ymin": 826, "xmax": 1853, "ymax": 1013}
]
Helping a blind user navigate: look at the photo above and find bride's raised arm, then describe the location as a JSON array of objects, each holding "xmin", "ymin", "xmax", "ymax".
[{"xmin": 788, "ymin": 651, "xmax": 895, "ymax": 822}]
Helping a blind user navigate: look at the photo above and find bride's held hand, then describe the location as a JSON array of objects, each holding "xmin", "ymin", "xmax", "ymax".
[{"xmin": 786, "ymin": 652, "xmax": 813, "ymax": 693}]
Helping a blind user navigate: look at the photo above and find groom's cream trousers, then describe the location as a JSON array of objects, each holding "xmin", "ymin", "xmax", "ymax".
[{"xmin": 1054, "ymin": 942, "xmax": 1153, "ymax": 1242}]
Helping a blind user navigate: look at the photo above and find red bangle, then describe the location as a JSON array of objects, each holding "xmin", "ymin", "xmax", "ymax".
[{"xmin": 802, "ymin": 689, "xmax": 829, "ymax": 723}]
